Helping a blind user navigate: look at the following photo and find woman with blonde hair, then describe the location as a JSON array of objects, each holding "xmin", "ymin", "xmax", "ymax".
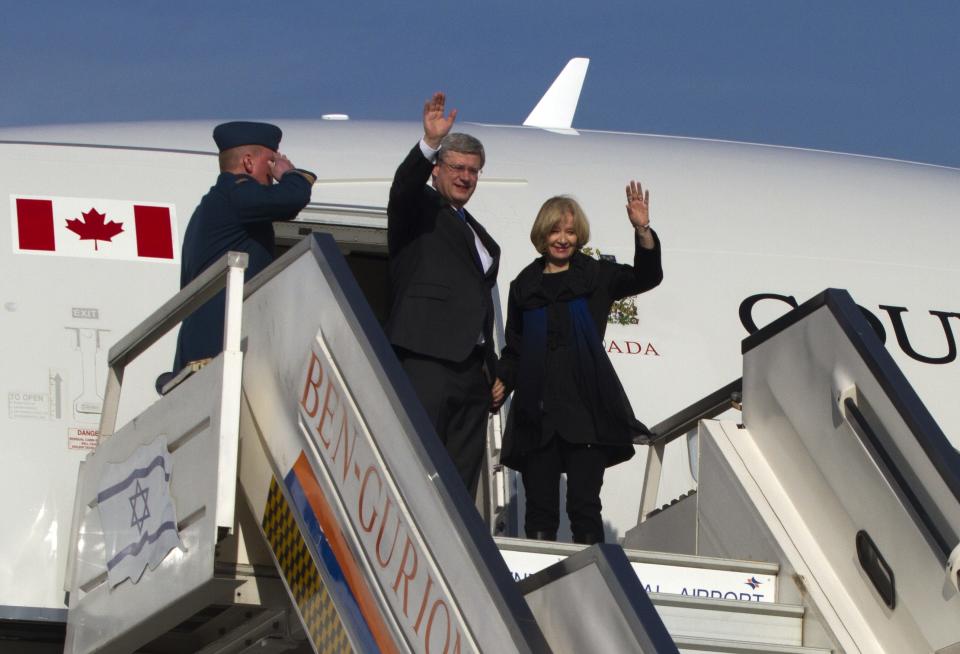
[{"xmin": 495, "ymin": 182, "xmax": 662, "ymax": 543}]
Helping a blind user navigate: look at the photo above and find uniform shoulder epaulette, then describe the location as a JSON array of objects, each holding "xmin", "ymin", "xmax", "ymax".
[{"xmin": 293, "ymin": 169, "xmax": 318, "ymax": 185}]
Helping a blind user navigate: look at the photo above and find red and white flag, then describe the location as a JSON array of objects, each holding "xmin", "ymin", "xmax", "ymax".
[{"xmin": 10, "ymin": 195, "xmax": 178, "ymax": 262}]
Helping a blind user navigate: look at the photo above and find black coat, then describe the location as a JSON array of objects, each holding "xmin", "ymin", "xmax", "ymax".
[
  {"xmin": 174, "ymin": 169, "xmax": 314, "ymax": 370},
  {"xmin": 386, "ymin": 144, "xmax": 501, "ymax": 365},
  {"xmin": 498, "ymin": 232, "xmax": 663, "ymax": 469}
]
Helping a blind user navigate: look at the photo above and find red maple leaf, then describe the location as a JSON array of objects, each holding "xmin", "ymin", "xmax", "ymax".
[{"xmin": 65, "ymin": 208, "xmax": 124, "ymax": 251}]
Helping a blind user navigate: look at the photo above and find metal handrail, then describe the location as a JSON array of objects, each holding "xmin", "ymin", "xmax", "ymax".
[
  {"xmin": 107, "ymin": 251, "xmax": 248, "ymax": 369},
  {"xmin": 841, "ymin": 389, "xmax": 954, "ymax": 563},
  {"xmin": 642, "ymin": 378, "xmax": 743, "ymax": 446},
  {"xmin": 636, "ymin": 378, "xmax": 742, "ymax": 525},
  {"xmin": 98, "ymin": 251, "xmax": 248, "ymax": 439}
]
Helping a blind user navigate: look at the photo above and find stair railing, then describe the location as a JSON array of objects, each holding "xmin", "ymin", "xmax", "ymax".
[{"xmin": 635, "ymin": 378, "xmax": 742, "ymax": 524}]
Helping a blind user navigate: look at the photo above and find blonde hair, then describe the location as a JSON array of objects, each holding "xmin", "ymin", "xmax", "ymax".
[{"xmin": 529, "ymin": 196, "xmax": 591, "ymax": 254}]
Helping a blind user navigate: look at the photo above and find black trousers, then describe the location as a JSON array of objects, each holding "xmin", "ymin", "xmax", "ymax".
[
  {"xmin": 522, "ymin": 436, "xmax": 606, "ymax": 541},
  {"xmin": 397, "ymin": 347, "xmax": 489, "ymax": 497}
]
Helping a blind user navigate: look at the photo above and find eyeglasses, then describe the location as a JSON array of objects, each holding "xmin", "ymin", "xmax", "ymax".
[{"xmin": 439, "ymin": 160, "xmax": 483, "ymax": 177}]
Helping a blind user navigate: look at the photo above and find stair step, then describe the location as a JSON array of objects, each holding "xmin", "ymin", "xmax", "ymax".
[
  {"xmin": 496, "ymin": 539, "xmax": 824, "ymax": 652},
  {"xmin": 673, "ymin": 634, "xmax": 831, "ymax": 654},
  {"xmin": 497, "ymin": 537, "xmax": 780, "ymax": 603},
  {"xmin": 651, "ymin": 593, "xmax": 803, "ymax": 647}
]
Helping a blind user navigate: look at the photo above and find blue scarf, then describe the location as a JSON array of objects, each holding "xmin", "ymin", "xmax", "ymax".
[{"xmin": 513, "ymin": 297, "xmax": 643, "ymax": 440}]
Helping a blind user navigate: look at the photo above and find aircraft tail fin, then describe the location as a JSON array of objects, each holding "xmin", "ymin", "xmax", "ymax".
[{"xmin": 523, "ymin": 57, "xmax": 590, "ymax": 130}]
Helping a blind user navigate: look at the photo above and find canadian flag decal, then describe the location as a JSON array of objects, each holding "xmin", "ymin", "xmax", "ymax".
[{"xmin": 11, "ymin": 195, "xmax": 178, "ymax": 262}]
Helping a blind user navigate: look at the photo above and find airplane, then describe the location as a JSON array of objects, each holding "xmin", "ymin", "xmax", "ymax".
[{"xmin": 1, "ymin": 58, "xmax": 958, "ymax": 652}]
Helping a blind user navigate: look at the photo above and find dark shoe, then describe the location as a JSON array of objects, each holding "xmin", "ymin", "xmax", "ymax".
[
  {"xmin": 572, "ymin": 532, "xmax": 605, "ymax": 545},
  {"xmin": 527, "ymin": 530, "xmax": 557, "ymax": 541}
]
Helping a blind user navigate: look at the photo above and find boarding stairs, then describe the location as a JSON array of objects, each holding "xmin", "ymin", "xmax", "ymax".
[
  {"xmin": 61, "ymin": 236, "xmax": 671, "ymax": 653},
  {"xmin": 619, "ymin": 289, "xmax": 960, "ymax": 653},
  {"xmin": 498, "ymin": 537, "xmax": 832, "ymax": 654},
  {"xmin": 61, "ymin": 236, "xmax": 960, "ymax": 653}
]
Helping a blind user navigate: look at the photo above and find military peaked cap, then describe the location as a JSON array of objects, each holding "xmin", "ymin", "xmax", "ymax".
[{"xmin": 213, "ymin": 121, "xmax": 282, "ymax": 152}]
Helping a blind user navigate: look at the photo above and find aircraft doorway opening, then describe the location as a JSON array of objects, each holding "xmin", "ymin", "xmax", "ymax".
[
  {"xmin": 277, "ymin": 202, "xmax": 511, "ymax": 531},
  {"xmin": 275, "ymin": 203, "xmax": 389, "ymax": 324}
]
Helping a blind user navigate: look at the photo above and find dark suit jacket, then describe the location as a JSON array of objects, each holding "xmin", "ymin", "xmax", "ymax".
[{"xmin": 386, "ymin": 143, "xmax": 501, "ymax": 365}]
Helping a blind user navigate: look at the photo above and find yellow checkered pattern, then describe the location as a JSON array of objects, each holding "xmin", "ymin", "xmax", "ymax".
[{"xmin": 263, "ymin": 477, "xmax": 353, "ymax": 653}]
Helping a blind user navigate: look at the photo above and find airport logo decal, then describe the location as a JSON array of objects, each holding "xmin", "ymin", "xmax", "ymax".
[
  {"xmin": 96, "ymin": 435, "xmax": 183, "ymax": 587},
  {"xmin": 10, "ymin": 194, "xmax": 178, "ymax": 262},
  {"xmin": 299, "ymin": 335, "xmax": 478, "ymax": 652},
  {"xmin": 501, "ymin": 549, "xmax": 776, "ymax": 603}
]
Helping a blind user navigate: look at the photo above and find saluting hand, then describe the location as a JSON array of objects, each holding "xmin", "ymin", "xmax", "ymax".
[
  {"xmin": 269, "ymin": 153, "xmax": 294, "ymax": 181},
  {"xmin": 423, "ymin": 92, "xmax": 457, "ymax": 149}
]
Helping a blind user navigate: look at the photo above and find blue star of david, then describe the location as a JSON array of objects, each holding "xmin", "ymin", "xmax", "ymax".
[{"xmin": 129, "ymin": 480, "xmax": 151, "ymax": 534}]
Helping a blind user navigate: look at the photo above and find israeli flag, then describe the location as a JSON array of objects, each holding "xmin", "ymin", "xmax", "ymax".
[{"xmin": 96, "ymin": 435, "xmax": 183, "ymax": 587}]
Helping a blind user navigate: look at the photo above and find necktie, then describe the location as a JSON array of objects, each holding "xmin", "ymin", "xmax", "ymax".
[{"xmin": 456, "ymin": 208, "xmax": 466, "ymax": 221}]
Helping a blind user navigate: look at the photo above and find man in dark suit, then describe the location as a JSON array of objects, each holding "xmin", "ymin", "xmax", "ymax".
[
  {"xmin": 387, "ymin": 93, "xmax": 503, "ymax": 495},
  {"xmin": 174, "ymin": 121, "xmax": 316, "ymax": 374}
]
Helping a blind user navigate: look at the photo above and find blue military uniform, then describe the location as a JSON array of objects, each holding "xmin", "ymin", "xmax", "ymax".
[{"xmin": 173, "ymin": 122, "xmax": 316, "ymax": 372}]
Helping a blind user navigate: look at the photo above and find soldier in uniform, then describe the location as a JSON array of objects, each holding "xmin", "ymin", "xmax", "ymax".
[{"xmin": 173, "ymin": 121, "xmax": 316, "ymax": 374}]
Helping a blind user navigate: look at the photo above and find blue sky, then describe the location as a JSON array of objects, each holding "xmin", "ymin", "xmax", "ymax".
[{"xmin": 3, "ymin": 1, "xmax": 958, "ymax": 167}]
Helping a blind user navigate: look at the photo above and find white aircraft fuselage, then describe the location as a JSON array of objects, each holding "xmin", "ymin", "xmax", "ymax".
[{"xmin": 1, "ymin": 118, "xmax": 958, "ymax": 616}]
